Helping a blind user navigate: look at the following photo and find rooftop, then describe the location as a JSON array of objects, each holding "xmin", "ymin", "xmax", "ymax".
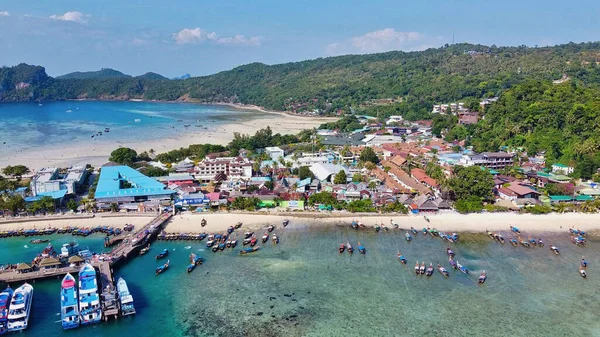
[{"xmin": 95, "ymin": 165, "xmax": 175, "ymax": 199}]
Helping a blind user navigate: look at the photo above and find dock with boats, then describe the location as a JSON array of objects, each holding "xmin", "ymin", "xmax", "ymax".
[{"xmin": 0, "ymin": 212, "xmax": 172, "ymax": 322}]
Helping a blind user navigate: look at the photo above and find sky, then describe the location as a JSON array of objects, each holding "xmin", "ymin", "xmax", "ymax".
[{"xmin": 0, "ymin": 0, "xmax": 599, "ymax": 78}]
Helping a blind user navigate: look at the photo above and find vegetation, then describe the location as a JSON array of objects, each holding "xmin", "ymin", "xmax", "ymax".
[
  {"xmin": 333, "ymin": 170, "xmax": 347, "ymax": 184},
  {"xmin": 2, "ymin": 165, "xmax": 30, "ymax": 179},
  {"xmin": 449, "ymin": 166, "xmax": 494, "ymax": 213},
  {"xmin": 455, "ymin": 196, "xmax": 485, "ymax": 214},
  {"xmin": 308, "ymin": 191, "xmax": 338, "ymax": 207},
  {"xmin": 229, "ymin": 197, "xmax": 261, "ymax": 211},
  {"xmin": 359, "ymin": 147, "xmax": 380, "ymax": 164},
  {"xmin": 346, "ymin": 199, "xmax": 376, "ymax": 213},
  {"xmin": 56, "ymin": 68, "xmax": 131, "ymax": 80},
  {"xmin": 298, "ymin": 166, "xmax": 315, "ymax": 180},
  {"xmin": 109, "ymin": 147, "xmax": 138, "ymax": 166}
]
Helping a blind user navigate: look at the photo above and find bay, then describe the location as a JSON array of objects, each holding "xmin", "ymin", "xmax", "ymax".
[{"xmin": 0, "ymin": 224, "xmax": 597, "ymax": 336}]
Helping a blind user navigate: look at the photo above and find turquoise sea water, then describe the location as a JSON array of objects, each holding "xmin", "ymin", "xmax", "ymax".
[
  {"xmin": 0, "ymin": 101, "xmax": 259, "ymax": 154},
  {"xmin": 0, "ymin": 224, "xmax": 598, "ymax": 337}
]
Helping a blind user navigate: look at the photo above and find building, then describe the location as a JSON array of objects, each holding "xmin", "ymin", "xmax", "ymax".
[
  {"xmin": 551, "ymin": 163, "xmax": 574, "ymax": 175},
  {"xmin": 309, "ymin": 163, "xmax": 348, "ymax": 182},
  {"xmin": 194, "ymin": 156, "xmax": 253, "ymax": 182},
  {"xmin": 386, "ymin": 115, "xmax": 404, "ymax": 125},
  {"xmin": 264, "ymin": 147, "xmax": 285, "ymax": 161},
  {"xmin": 30, "ymin": 166, "xmax": 88, "ymax": 197},
  {"xmin": 497, "ymin": 182, "xmax": 541, "ymax": 201},
  {"xmin": 460, "ymin": 152, "xmax": 514, "ymax": 169},
  {"xmin": 361, "ymin": 135, "xmax": 405, "ymax": 146},
  {"xmin": 94, "ymin": 165, "xmax": 175, "ymax": 206}
]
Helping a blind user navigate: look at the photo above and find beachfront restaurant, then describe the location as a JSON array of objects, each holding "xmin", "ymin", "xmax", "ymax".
[{"xmin": 95, "ymin": 165, "xmax": 175, "ymax": 210}]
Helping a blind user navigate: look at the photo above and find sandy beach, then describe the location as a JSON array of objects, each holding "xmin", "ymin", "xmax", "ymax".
[
  {"xmin": 0, "ymin": 106, "xmax": 335, "ymax": 170},
  {"xmin": 3, "ymin": 211, "xmax": 597, "ymax": 234}
]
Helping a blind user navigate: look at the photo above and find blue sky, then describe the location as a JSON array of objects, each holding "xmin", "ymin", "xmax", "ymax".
[{"xmin": 0, "ymin": 0, "xmax": 598, "ymax": 77}]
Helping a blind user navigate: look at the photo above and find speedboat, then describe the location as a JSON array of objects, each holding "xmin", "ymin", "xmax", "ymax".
[
  {"xmin": 550, "ymin": 245, "xmax": 560, "ymax": 255},
  {"xmin": 240, "ymin": 246, "xmax": 260, "ymax": 255},
  {"xmin": 78, "ymin": 264, "xmax": 102, "ymax": 325},
  {"xmin": 272, "ymin": 234, "xmax": 279, "ymax": 244},
  {"xmin": 139, "ymin": 244, "xmax": 150, "ymax": 256},
  {"xmin": 339, "ymin": 244, "xmax": 346, "ymax": 253},
  {"xmin": 262, "ymin": 232, "xmax": 269, "ymax": 243},
  {"xmin": 426, "ymin": 263, "xmax": 434, "ymax": 277},
  {"xmin": 478, "ymin": 271, "xmax": 487, "ymax": 284},
  {"xmin": 397, "ymin": 251, "xmax": 407, "ymax": 265},
  {"xmin": 347, "ymin": 242, "xmax": 354, "ymax": 254},
  {"xmin": 405, "ymin": 232, "xmax": 412, "ymax": 242},
  {"xmin": 283, "ymin": 219, "xmax": 289, "ymax": 227},
  {"xmin": 419, "ymin": 262, "xmax": 425, "ymax": 275},
  {"xmin": 358, "ymin": 241, "xmax": 366, "ymax": 254},
  {"xmin": 60, "ymin": 273, "xmax": 80, "ymax": 329},
  {"xmin": 267, "ymin": 225, "xmax": 275, "ymax": 232},
  {"xmin": 456, "ymin": 262, "xmax": 469, "ymax": 274},
  {"xmin": 7, "ymin": 283, "xmax": 33, "ymax": 332},
  {"xmin": 155, "ymin": 249, "xmax": 169, "ymax": 259},
  {"xmin": 117, "ymin": 277, "xmax": 136, "ymax": 316},
  {"xmin": 438, "ymin": 264, "xmax": 449, "ymax": 278},
  {"xmin": 0, "ymin": 286, "xmax": 14, "ymax": 334},
  {"xmin": 156, "ymin": 260, "xmax": 170, "ymax": 275},
  {"xmin": 446, "ymin": 247, "xmax": 454, "ymax": 257}
]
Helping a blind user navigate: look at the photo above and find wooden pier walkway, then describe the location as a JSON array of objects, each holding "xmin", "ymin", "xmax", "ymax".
[
  {"xmin": 98, "ymin": 261, "xmax": 119, "ymax": 320},
  {"xmin": 0, "ymin": 266, "xmax": 79, "ymax": 283}
]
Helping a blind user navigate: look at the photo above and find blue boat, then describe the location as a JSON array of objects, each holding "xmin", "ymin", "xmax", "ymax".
[
  {"xmin": 397, "ymin": 252, "xmax": 407, "ymax": 264},
  {"xmin": 155, "ymin": 249, "xmax": 169, "ymax": 259},
  {"xmin": 358, "ymin": 241, "xmax": 366, "ymax": 254},
  {"xmin": 156, "ymin": 260, "xmax": 170, "ymax": 275},
  {"xmin": 405, "ymin": 232, "xmax": 412, "ymax": 242},
  {"xmin": 7, "ymin": 283, "xmax": 33, "ymax": 332},
  {"xmin": 78, "ymin": 264, "xmax": 102, "ymax": 325},
  {"xmin": 240, "ymin": 246, "xmax": 260, "ymax": 255},
  {"xmin": 0, "ymin": 286, "xmax": 14, "ymax": 334},
  {"xmin": 456, "ymin": 261, "xmax": 469, "ymax": 274},
  {"xmin": 187, "ymin": 253, "xmax": 204, "ymax": 273},
  {"xmin": 60, "ymin": 273, "xmax": 80, "ymax": 329}
]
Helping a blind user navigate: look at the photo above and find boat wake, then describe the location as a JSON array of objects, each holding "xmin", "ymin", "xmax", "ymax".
[
  {"xmin": 184, "ymin": 246, "xmax": 191, "ymax": 250},
  {"xmin": 23, "ymin": 245, "xmax": 29, "ymax": 249}
]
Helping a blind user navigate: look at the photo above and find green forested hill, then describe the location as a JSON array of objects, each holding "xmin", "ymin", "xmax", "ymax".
[
  {"xmin": 3, "ymin": 42, "xmax": 600, "ymax": 116},
  {"xmin": 55, "ymin": 68, "xmax": 131, "ymax": 80}
]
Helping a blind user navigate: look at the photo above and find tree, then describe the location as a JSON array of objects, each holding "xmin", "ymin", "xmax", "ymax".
[
  {"xmin": 308, "ymin": 192, "xmax": 337, "ymax": 206},
  {"xmin": 66, "ymin": 199, "xmax": 78, "ymax": 212},
  {"xmin": 454, "ymin": 196, "xmax": 484, "ymax": 214},
  {"xmin": 359, "ymin": 147, "xmax": 380, "ymax": 164},
  {"xmin": 109, "ymin": 147, "xmax": 138, "ymax": 166},
  {"xmin": 352, "ymin": 173, "xmax": 363, "ymax": 183},
  {"xmin": 2, "ymin": 194, "xmax": 25, "ymax": 214},
  {"xmin": 2, "ymin": 165, "xmax": 30, "ymax": 179},
  {"xmin": 298, "ymin": 166, "xmax": 315, "ymax": 180},
  {"xmin": 333, "ymin": 170, "xmax": 347, "ymax": 184},
  {"xmin": 264, "ymin": 180, "xmax": 274, "ymax": 191},
  {"xmin": 143, "ymin": 166, "xmax": 168, "ymax": 177},
  {"xmin": 449, "ymin": 166, "xmax": 494, "ymax": 201}
]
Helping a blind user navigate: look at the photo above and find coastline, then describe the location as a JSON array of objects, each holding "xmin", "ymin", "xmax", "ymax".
[
  {"xmin": 2, "ymin": 212, "xmax": 599, "ymax": 235},
  {"xmin": 0, "ymin": 101, "xmax": 336, "ymax": 170}
]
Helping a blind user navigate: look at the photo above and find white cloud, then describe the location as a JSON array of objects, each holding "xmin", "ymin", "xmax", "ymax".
[
  {"xmin": 0, "ymin": 11, "xmax": 9, "ymax": 17},
  {"xmin": 132, "ymin": 37, "xmax": 147, "ymax": 46},
  {"xmin": 173, "ymin": 27, "xmax": 262, "ymax": 46},
  {"xmin": 327, "ymin": 28, "xmax": 429, "ymax": 56},
  {"xmin": 50, "ymin": 11, "xmax": 89, "ymax": 24}
]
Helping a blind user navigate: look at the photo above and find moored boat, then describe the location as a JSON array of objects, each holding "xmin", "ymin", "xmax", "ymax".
[
  {"xmin": 397, "ymin": 251, "xmax": 407, "ymax": 265},
  {"xmin": 267, "ymin": 225, "xmax": 275, "ymax": 232},
  {"xmin": 510, "ymin": 225, "xmax": 520, "ymax": 234},
  {"xmin": 438, "ymin": 264, "xmax": 449, "ymax": 278},
  {"xmin": 446, "ymin": 247, "xmax": 454, "ymax": 257},
  {"xmin": 230, "ymin": 239, "xmax": 238, "ymax": 248},
  {"xmin": 139, "ymin": 244, "xmax": 150, "ymax": 256},
  {"xmin": 78, "ymin": 264, "xmax": 102, "ymax": 325},
  {"xmin": 347, "ymin": 242, "xmax": 354, "ymax": 254},
  {"xmin": 29, "ymin": 239, "xmax": 49, "ymax": 244},
  {"xmin": 580, "ymin": 267, "xmax": 587, "ymax": 278},
  {"xmin": 250, "ymin": 237, "xmax": 258, "ymax": 247},
  {"xmin": 550, "ymin": 245, "xmax": 560, "ymax": 255},
  {"xmin": 358, "ymin": 241, "xmax": 366, "ymax": 254},
  {"xmin": 426, "ymin": 263, "xmax": 434, "ymax": 277},
  {"xmin": 240, "ymin": 246, "xmax": 260, "ymax": 255},
  {"xmin": 272, "ymin": 234, "xmax": 279, "ymax": 244},
  {"xmin": 509, "ymin": 237, "xmax": 518, "ymax": 247},
  {"xmin": 456, "ymin": 262, "xmax": 469, "ymax": 274},
  {"xmin": 262, "ymin": 232, "xmax": 269, "ymax": 243},
  {"xmin": 283, "ymin": 219, "xmax": 289, "ymax": 227},
  {"xmin": 498, "ymin": 235, "xmax": 505, "ymax": 244},
  {"xmin": 538, "ymin": 239, "xmax": 544, "ymax": 247},
  {"xmin": 234, "ymin": 222, "xmax": 243, "ymax": 229},
  {"xmin": 405, "ymin": 232, "xmax": 412, "ymax": 242},
  {"xmin": 244, "ymin": 232, "xmax": 254, "ymax": 239},
  {"xmin": 414, "ymin": 262, "xmax": 420, "ymax": 275},
  {"xmin": 419, "ymin": 262, "xmax": 425, "ymax": 275},
  {"xmin": 339, "ymin": 244, "xmax": 346, "ymax": 253},
  {"xmin": 60, "ymin": 273, "xmax": 80, "ymax": 329},
  {"xmin": 351, "ymin": 221, "xmax": 358, "ymax": 230},
  {"xmin": 227, "ymin": 226, "xmax": 234, "ymax": 234},
  {"xmin": 117, "ymin": 277, "xmax": 136, "ymax": 316},
  {"xmin": 411, "ymin": 227, "xmax": 418, "ymax": 235},
  {"xmin": 390, "ymin": 219, "xmax": 399, "ymax": 228},
  {"xmin": 581, "ymin": 257, "xmax": 588, "ymax": 268},
  {"xmin": 0, "ymin": 286, "xmax": 14, "ymax": 334},
  {"xmin": 449, "ymin": 257, "xmax": 457, "ymax": 270},
  {"xmin": 520, "ymin": 239, "xmax": 530, "ymax": 248},
  {"xmin": 374, "ymin": 225, "xmax": 381, "ymax": 233},
  {"xmin": 155, "ymin": 249, "xmax": 169, "ymax": 259},
  {"xmin": 7, "ymin": 283, "xmax": 33, "ymax": 332},
  {"xmin": 156, "ymin": 260, "xmax": 170, "ymax": 275},
  {"xmin": 478, "ymin": 270, "xmax": 487, "ymax": 284}
]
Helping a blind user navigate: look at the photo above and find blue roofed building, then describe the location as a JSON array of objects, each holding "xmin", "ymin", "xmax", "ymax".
[{"xmin": 95, "ymin": 165, "xmax": 175, "ymax": 206}]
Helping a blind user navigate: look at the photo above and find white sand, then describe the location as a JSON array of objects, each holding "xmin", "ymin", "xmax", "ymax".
[
  {"xmin": 162, "ymin": 211, "xmax": 600, "ymax": 234},
  {"xmin": 0, "ymin": 109, "xmax": 336, "ymax": 170},
  {"xmin": 2, "ymin": 211, "xmax": 598, "ymax": 235}
]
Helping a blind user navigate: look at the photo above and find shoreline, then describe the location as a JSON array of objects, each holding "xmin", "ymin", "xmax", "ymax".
[
  {"xmin": 1, "ymin": 212, "xmax": 599, "ymax": 235},
  {"xmin": 0, "ymin": 101, "xmax": 336, "ymax": 170}
]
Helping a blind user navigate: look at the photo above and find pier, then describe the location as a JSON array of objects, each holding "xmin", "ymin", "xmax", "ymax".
[{"xmin": 0, "ymin": 212, "xmax": 173, "ymax": 319}]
